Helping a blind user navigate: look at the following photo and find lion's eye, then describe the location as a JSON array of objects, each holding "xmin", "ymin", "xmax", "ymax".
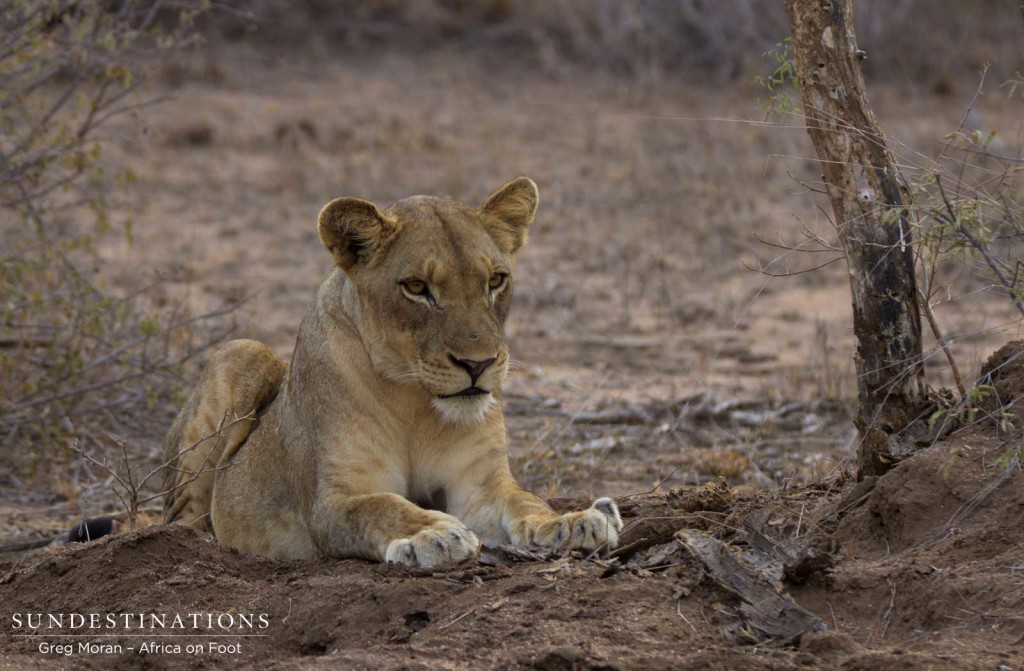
[
  {"xmin": 402, "ymin": 279, "xmax": 429, "ymax": 296},
  {"xmin": 488, "ymin": 273, "xmax": 507, "ymax": 291}
]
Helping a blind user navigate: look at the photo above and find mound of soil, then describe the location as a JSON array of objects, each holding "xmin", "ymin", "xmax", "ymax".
[
  {"xmin": 980, "ymin": 340, "xmax": 1024, "ymax": 410},
  {"xmin": 3, "ymin": 437, "xmax": 1022, "ymax": 671}
]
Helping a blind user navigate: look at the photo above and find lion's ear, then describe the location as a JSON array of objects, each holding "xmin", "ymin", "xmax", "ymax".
[
  {"xmin": 318, "ymin": 197, "xmax": 399, "ymax": 271},
  {"xmin": 479, "ymin": 177, "xmax": 539, "ymax": 255}
]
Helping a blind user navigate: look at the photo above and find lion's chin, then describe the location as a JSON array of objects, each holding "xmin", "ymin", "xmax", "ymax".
[{"xmin": 430, "ymin": 393, "xmax": 494, "ymax": 426}]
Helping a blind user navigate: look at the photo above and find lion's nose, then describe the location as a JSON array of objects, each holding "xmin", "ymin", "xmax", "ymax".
[{"xmin": 448, "ymin": 355, "xmax": 497, "ymax": 385}]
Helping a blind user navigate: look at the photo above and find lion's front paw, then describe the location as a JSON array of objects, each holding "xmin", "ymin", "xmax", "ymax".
[
  {"xmin": 533, "ymin": 497, "xmax": 624, "ymax": 552},
  {"xmin": 385, "ymin": 520, "xmax": 481, "ymax": 568}
]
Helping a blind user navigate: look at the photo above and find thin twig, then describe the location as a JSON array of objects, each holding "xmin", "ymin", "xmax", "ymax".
[
  {"xmin": 880, "ymin": 579, "xmax": 897, "ymax": 639},
  {"xmin": 617, "ymin": 465, "xmax": 681, "ymax": 500},
  {"xmin": 742, "ymin": 255, "xmax": 844, "ymax": 277},
  {"xmin": 918, "ymin": 289, "xmax": 966, "ymax": 398},
  {"xmin": 439, "ymin": 609, "xmax": 476, "ymax": 630},
  {"xmin": 676, "ymin": 599, "xmax": 698, "ymax": 633},
  {"xmin": 67, "ymin": 411, "xmax": 255, "ymax": 524}
]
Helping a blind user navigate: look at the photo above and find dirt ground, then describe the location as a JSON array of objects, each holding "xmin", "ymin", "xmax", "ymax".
[
  {"xmin": 2, "ymin": 407, "xmax": 1022, "ymax": 670},
  {"xmin": 2, "ymin": 42, "xmax": 1023, "ymax": 669}
]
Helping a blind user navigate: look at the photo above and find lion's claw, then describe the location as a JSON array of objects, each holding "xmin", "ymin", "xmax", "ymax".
[
  {"xmin": 385, "ymin": 520, "xmax": 481, "ymax": 567},
  {"xmin": 530, "ymin": 497, "xmax": 623, "ymax": 553}
]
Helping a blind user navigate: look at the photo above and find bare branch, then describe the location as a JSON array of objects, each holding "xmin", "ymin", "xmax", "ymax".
[
  {"xmin": 918, "ymin": 289, "xmax": 966, "ymax": 399},
  {"xmin": 742, "ymin": 255, "xmax": 845, "ymax": 277},
  {"xmin": 67, "ymin": 411, "xmax": 256, "ymax": 525},
  {"xmin": 935, "ymin": 174, "xmax": 1024, "ymax": 320}
]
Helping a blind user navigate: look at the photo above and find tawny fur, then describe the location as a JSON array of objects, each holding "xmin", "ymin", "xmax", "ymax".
[{"xmin": 162, "ymin": 178, "xmax": 622, "ymax": 567}]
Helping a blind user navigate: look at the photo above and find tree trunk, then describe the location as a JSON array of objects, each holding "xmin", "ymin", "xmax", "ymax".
[{"xmin": 784, "ymin": 0, "xmax": 927, "ymax": 476}]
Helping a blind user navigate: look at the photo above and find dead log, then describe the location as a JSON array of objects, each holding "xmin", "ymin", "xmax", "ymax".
[
  {"xmin": 678, "ymin": 529, "xmax": 825, "ymax": 645},
  {"xmin": 743, "ymin": 514, "xmax": 834, "ymax": 585}
]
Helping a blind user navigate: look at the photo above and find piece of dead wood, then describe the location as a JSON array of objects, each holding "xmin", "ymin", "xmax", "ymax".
[
  {"xmin": 569, "ymin": 409, "xmax": 652, "ymax": 425},
  {"xmin": 433, "ymin": 565, "xmax": 509, "ymax": 583},
  {"xmin": 479, "ymin": 544, "xmax": 555, "ymax": 566},
  {"xmin": 610, "ymin": 517, "xmax": 691, "ymax": 561},
  {"xmin": 677, "ymin": 529, "xmax": 826, "ymax": 646},
  {"xmin": 632, "ymin": 539, "xmax": 683, "ymax": 570},
  {"xmin": 596, "ymin": 481, "xmax": 735, "ymax": 562},
  {"xmin": 744, "ymin": 513, "xmax": 834, "ymax": 585},
  {"xmin": 503, "ymin": 401, "xmax": 650, "ymax": 424}
]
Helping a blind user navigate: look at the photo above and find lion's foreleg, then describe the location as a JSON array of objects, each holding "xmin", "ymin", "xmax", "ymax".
[
  {"xmin": 449, "ymin": 462, "xmax": 624, "ymax": 553},
  {"xmin": 308, "ymin": 492, "xmax": 480, "ymax": 567}
]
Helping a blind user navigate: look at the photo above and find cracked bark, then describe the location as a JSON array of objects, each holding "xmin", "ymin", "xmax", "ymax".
[{"xmin": 784, "ymin": 0, "xmax": 927, "ymax": 476}]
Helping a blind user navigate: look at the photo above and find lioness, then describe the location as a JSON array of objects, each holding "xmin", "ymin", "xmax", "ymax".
[{"xmin": 162, "ymin": 177, "xmax": 622, "ymax": 566}]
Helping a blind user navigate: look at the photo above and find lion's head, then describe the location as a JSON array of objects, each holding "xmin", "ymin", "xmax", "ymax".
[{"xmin": 317, "ymin": 177, "xmax": 538, "ymax": 425}]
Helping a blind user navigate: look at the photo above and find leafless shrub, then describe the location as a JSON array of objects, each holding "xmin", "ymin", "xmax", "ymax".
[
  {"xmin": 909, "ymin": 88, "xmax": 1024, "ymax": 428},
  {"xmin": 68, "ymin": 411, "xmax": 253, "ymax": 528},
  {"xmin": 0, "ymin": 1, "xmax": 233, "ymax": 491}
]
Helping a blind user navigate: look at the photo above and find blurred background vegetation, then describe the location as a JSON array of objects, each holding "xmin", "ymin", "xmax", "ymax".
[
  {"xmin": 1, "ymin": 0, "xmax": 1022, "ymax": 517},
  {"xmin": 206, "ymin": 0, "xmax": 1022, "ymax": 87}
]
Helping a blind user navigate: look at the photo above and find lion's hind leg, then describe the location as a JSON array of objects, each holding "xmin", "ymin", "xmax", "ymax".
[{"xmin": 162, "ymin": 339, "xmax": 285, "ymax": 531}]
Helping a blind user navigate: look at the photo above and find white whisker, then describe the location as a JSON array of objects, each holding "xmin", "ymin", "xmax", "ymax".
[{"xmin": 379, "ymin": 362, "xmax": 420, "ymax": 384}]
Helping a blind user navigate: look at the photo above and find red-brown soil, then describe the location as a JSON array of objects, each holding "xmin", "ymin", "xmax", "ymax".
[{"xmin": 2, "ymin": 408, "xmax": 1022, "ymax": 670}]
